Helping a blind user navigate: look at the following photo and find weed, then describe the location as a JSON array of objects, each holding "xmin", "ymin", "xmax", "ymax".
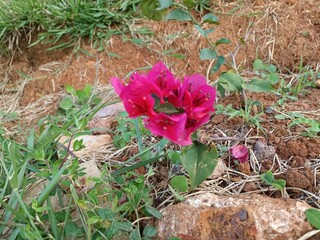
[
  {"xmin": 215, "ymin": 100, "xmax": 265, "ymax": 130},
  {"xmin": 260, "ymin": 170, "xmax": 286, "ymax": 197},
  {"xmin": 274, "ymin": 62, "xmax": 319, "ymax": 106},
  {"xmin": 275, "ymin": 112, "xmax": 320, "ymax": 137},
  {"xmin": 59, "ymin": 84, "xmax": 101, "ymax": 113},
  {"xmin": 113, "ymin": 111, "xmax": 138, "ymax": 148},
  {"xmin": 141, "ymin": 0, "xmax": 229, "ymax": 74}
]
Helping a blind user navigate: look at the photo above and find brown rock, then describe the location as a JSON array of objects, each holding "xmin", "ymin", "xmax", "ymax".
[
  {"xmin": 87, "ymin": 117, "xmax": 113, "ymax": 134},
  {"xmin": 87, "ymin": 102, "xmax": 125, "ymax": 134},
  {"xmin": 157, "ymin": 193, "xmax": 313, "ymax": 240},
  {"xmin": 253, "ymin": 140, "xmax": 276, "ymax": 161},
  {"xmin": 290, "ymin": 156, "xmax": 306, "ymax": 168},
  {"xmin": 77, "ymin": 160, "xmax": 101, "ymax": 192},
  {"xmin": 94, "ymin": 102, "xmax": 125, "ymax": 118}
]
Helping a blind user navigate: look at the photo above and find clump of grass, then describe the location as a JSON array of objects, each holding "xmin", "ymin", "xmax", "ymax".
[
  {"xmin": 0, "ymin": 0, "xmax": 144, "ymax": 53},
  {"xmin": 0, "ymin": 84, "xmax": 166, "ymax": 239}
]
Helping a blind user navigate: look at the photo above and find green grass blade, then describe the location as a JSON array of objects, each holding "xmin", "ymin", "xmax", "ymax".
[
  {"xmin": 47, "ymin": 197, "xmax": 60, "ymax": 239},
  {"xmin": 36, "ymin": 161, "xmax": 70, "ymax": 207}
]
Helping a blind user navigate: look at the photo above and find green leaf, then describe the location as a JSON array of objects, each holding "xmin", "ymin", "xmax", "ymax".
[
  {"xmin": 200, "ymin": 48, "xmax": 218, "ymax": 60},
  {"xmin": 168, "ymin": 150, "xmax": 181, "ymax": 164},
  {"xmin": 145, "ymin": 205, "xmax": 162, "ymax": 219},
  {"xmin": 141, "ymin": 0, "xmax": 165, "ymax": 21},
  {"xmin": 157, "ymin": 0, "xmax": 173, "ymax": 10},
  {"xmin": 97, "ymin": 208, "xmax": 115, "ymax": 220},
  {"xmin": 215, "ymin": 38, "xmax": 231, "ymax": 46},
  {"xmin": 165, "ymin": 9, "xmax": 193, "ymax": 21},
  {"xmin": 76, "ymin": 84, "xmax": 92, "ymax": 104},
  {"xmin": 88, "ymin": 216, "xmax": 101, "ymax": 225},
  {"xmin": 182, "ymin": 0, "xmax": 196, "ymax": 9},
  {"xmin": 155, "ymin": 102, "xmax": 183, "ymax": 114},
  {"xmin": 211, "ymin": 56, "xmax": 225, "ymax": 73},
  {"xmin": 181, "ymin": 141, "xmax": 218, "ymax": 189},
  {"xmin": 271, "ymin": 179, "xmax": 286, "ymax": 190},
  {"xmin": 275, "ymin": 114, "xmax": 288, "ymax": 120},
  {"xmin": 143, "ymin": 225, "xmax": 157, "ymax": 238},
  {"xmin": 73, "ymin": 139, "xmax": 84, "ymax": 151},
  {"xmin": 253, "ymin": 59, "xmax": 277, "ymax": 73},
  {"xmin": 194, "ymin": 25, "xmax": 214, "ymax": 37},
  {"xmin": 170, "ymin": 175, "xmax": 188, "ymax": 192},
  {"xmin": 171, "ymin": 53, "xmax": 186, "ymax": 59},
  {"xmin": 65, "ymin": 85, "xmax": 76, "ymax": 95},
  {"xmin": 114, "ymin": 221, "xmax": 133, "ymax": 232},
  {"xmin": 243, "ymin": 78, "xmax": 274, "ymax": 92},
  {"xmin": 219, "ymin": 70, "xmax": 244, "ymax": 91},
  {"xmin": 168, "ymin": 184, "xmax": 185, "ymax": 201},
  {"xmin": 202, "ymin": 13, "xmax": 219, "ymax": 24},
  {"xmin": 130, "ymin": 229, "xmax": 142, "ymax": 240},
  {"xmin": 306, "ymin": 208, "xmax": 320, "ymax": 230},
  {"xmin": 266, "ymin": 73, "xmax": 279, "ymax": 84},
  {"xmin": 65, "ymin": 222, "xmax": 84, "ymax": 237},
  {"xmin": 260, "ymin": 170, "xmax": 275, "ymax": 185}
]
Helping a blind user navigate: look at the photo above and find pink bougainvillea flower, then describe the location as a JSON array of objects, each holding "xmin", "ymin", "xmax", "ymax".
[
  {"xmin": 144, "ymin": 112, "xmax": 189, "ymax": 145},
  {"xmin": 111, "ymin": 74, "xmax": 156, "ymax": 118},
  {"xmin": 182, "ymin": 74, "xmax": 216, "ymax": 119},
  {"xmin": 230, "ymin": 145, "xmax": 249, "ymax": 163},
  {"xmin": 111, "ymin": 61, "xmax": 216, "ymax": 145},
  {"xmin": 147, "ymin": 62, "xmax": 181, "ymax": 103}
]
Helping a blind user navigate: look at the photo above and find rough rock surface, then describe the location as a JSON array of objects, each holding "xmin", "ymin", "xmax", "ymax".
[
  {"xmin": 156, "ymin": 193, "xmax": 313, "ymax": 240},
  {"xmin": 58, "ymin": 134, "xmax": 112, "ymax": 156},
  {"xmin": 253, "ymin": 140, "xmax": 276, "ymax": 161}
]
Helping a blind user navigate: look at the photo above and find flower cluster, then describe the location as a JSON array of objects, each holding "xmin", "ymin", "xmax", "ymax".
[{"xmin": 111, "ymin": 61, "xmax": 216, "ymax": 146}]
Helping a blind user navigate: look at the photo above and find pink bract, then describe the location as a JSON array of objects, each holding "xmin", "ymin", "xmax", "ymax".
[
  {"xmin": 145, "ymin": 113, "xmax": 190, "ymax": 145},
  {"xmin": 111, "ymin": 61, "xmax": 216, "ymax": 146},
  {"xmin": 230, "ymin": 145, "xmax": 249, "ymax": 163},
  {"xmin": 147, "ymin": 62, "xmax": 180, "ymax": 104},
  {"xmin": 111, "ymin": 73, "xmax": 156, "ymax": 117}
]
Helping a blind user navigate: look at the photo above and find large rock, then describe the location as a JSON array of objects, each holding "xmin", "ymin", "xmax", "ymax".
[
  {"xmin": 156, "ymin": 193, "xmax": 314, "ymax": 240},
  {"xmin": 58, "ymin": 134, "xmax": 112, "ymax": 157},
  {"xmin": 87, "ymin": 102, "xmax": 125, "ymax": 134}
]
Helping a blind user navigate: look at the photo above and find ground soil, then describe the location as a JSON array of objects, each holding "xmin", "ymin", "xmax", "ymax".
[{"xmin": 1, "ymin": 0, "xmax": 319, "ymax": 206}]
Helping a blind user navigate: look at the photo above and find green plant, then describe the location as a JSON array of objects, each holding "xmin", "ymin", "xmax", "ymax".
[
  {"xmin": 215, "ymin": 100, "xmax": 264, "ymax": 130},
  {"xmin": 273, "ymin": 61, "xmax": 318, "ymax": 105},
  {"xmin": 260, "ymin": 170, "xmax": 286, "ymax": 192},
  {"xmin": 275, "ymin": 112, "xmax": 320, "ymax": 137},
  {"xmin": 59, "ymin": 84, "xmax": 101, "ymax": 113},
  {"xmin": 0, "ymin": 97, "xmax": 106, "ymax": 238},
  {"xmin": 167, "ymin": 141, "xmax": 219, "ymax": 198},
  {"xmin": 113, "ymin": 111, "xmax": 139, "ymax": 148},
  {"xmin": 0, "ymin": 94, "xmax": 172, "ymax": 239},
  {"xmin": 217, "ymin": 60, "xmax": 277, "ymax": 97},
  {"xmin": 141, "ymin": 0, "xmax": 229, "ymax": 74}
]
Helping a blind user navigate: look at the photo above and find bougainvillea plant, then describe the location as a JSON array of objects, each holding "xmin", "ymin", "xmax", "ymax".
[{"xmin": 111, "ymin": 61, "xmax": 216, "ymax": 145}]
